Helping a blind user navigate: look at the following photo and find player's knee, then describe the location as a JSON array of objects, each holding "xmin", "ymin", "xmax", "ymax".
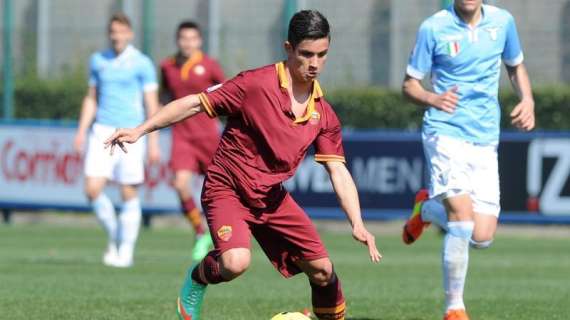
[
  {"xmin": 471, "ymin": 227, "xmax": 495, "ymax": 249},
  {"xmin": 219, "ymin": 250, "xmax": 250, "ymax": 279},
  {"xmin": 308, "ymin": 260, "xmax": 334, "ymax": 286},
  {"xmin": 470, "ymin": 238, "xmax": 494, "ymax": 249},
  {"xmin": 220, "ymin": 260, "xmax": 249, "ymax": 279}
]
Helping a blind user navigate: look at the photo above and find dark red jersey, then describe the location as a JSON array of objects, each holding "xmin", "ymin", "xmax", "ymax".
[
  {"xmin": 199, "ymin": 62, "xmax": 345, "ymax": 208},
  {"xmin": 160, "ymin": 51, "xmax": 225, "ymax": 139}
]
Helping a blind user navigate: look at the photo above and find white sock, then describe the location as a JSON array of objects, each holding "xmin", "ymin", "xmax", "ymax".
[
  {"xmin": 117, "ymin": 197, "xmax": 142, "ymax": 261},
  {"xmin": 92, "ymin": 193, "xmax": 117, "ymax": 247},
  {"xmin": 421, "ymin": 199, "xmax": 448, "ymax": 230},
  {"xmin": 443, "ymin": 221, "xmax": 474, "ymax": 312}
]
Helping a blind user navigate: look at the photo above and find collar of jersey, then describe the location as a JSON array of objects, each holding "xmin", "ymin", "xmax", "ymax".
[
  {"xmin": 449, "ymin": 4, "xmax": 487, "ymax": 29},
  {"xmin": 108, "ymin": 44, "xmax": 136, "ymax": 62},
  {"xmin": 275, "ymin": 61, "xmax": 323, "ymax": 124},
  {"xmin": 180, "ymin": 51, "xmax": 204, "ymax": 81}
]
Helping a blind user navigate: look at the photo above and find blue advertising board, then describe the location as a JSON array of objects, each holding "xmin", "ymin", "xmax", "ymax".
[{"xmin": 285, "ymin": 131, "xmax": 570, "ymax": 224}]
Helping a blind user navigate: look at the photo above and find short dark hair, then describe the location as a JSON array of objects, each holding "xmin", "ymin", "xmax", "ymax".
[
  {"xmin": 177, "ymin": 21, "xmax": 201, "ymax": 38},
  {"xmin": 287, "ymin": 10, "xmax": 330, "ymax": 48},
  {"xmin": 108, "ymin": 12, "xmax": 132, "ymax": 29}
]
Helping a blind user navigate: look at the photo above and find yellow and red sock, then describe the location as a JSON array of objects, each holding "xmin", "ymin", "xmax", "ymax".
[{"xmin": 311, "ymin": 273, "xmax": 345, "ymax": 320}]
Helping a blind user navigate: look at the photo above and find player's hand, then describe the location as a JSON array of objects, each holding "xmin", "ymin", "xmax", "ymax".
[
  {"xmin": 430, "ymin": 86, "xmax": 458, "ymax": 113},
  {"xmin": 103, "ymin": 127, "xmax": 143, "ymax": 155},
  {"xmin": 147, "ymin": 143, "xmax": 161, "ymax": 165},
  {"xmin": 73, "ymin": 132, "xmax": 86, "ymax": 153},
  {"xmin": 352, "ymin": 223, "xmax": 382, "ymax": 263},
  {"xmin": 510, "ymin": 99, "xmax": 535, "ymax": 131}
]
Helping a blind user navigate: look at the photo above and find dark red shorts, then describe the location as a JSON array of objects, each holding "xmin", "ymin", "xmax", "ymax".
[
  {"xmin": 169, "ymin": 133, "xmax": 219, "ymax": 174},
  {"xmin": 203, "ymin": 191, "xmax": 328, "ymax": 278}
]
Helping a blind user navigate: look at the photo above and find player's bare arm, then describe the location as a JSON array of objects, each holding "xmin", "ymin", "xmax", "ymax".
[
  {"xmin": 507, "ymin": 63, "xmax": 535, "ymax": 131},
  {"xmin": 74, "ymin": 86, "xmax": 97, "ymax": 153},
  {"xmin": 143, "ymin": 90, "xmax": 161, "ymax": 164},
  {"xmin": 402, "ymin": 75, "xmax": 458, "ymax": 114},
  {"xmin": 324, "ymin": 161, "xmax": 382, "ymax": 263},
  {"xmin": 104, "ymin": 93, "xmax": 204, "ymax": 154}
]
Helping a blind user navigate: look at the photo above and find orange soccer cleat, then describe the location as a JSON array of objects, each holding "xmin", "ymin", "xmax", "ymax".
[
  {"xmin": 444, "ymin": 309, "xmax": 470, "ymax": 320},
  {"xmin": 402, "ymin": 189, "xmax": 430, "ymax": 245}
]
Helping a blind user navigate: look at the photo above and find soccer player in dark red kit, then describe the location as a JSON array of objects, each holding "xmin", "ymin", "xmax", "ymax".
[
  {"xmin": 160, "ymin": 21, "xmax": 225, "ymax": 261},
  {"xmin": 106, "ymin": 10, "xmax": 382, "ymax": 320}
]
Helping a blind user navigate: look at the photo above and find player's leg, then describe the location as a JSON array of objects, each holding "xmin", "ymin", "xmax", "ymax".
[
  {"xmin": 296, "ymin": 258, "xmax": 345, "ymax": 320},
  {"xmin": 194, "ymin": 248, "xmax": 251, "ymax": 283},
  {"xmin": 422, "ymin": 198, "xmax": 448, "ymax": 230},
  {"xmin": 403, "ymin": 190, "xmax": 450, "ymax": 244},
  {"xmin": 177, "ymin": 193, "xmax": 252, "ymax": 320},
  {"xmin": 253, "ymin": 193, "xmax": 344, "ymax": 320},
  {"xmin": 172, "ymin": 169, "xmax": 212, "ymax": 261},
  {"xmin": 403, "ymin": 135, "xmax": 452, "ymax": 244},
  {"xmin": 170, "ymin": 130, "xmax": 204, "ymax": 233},
  {"xmin": 471, "ymin": 213, "xmax": 497, "ymax": 249},
  {"xmin": 420, "ymin": 135, "xmax": 474, "ymax": 319},
  {"xmin": 170, "ymin": 134, "xmax": 213, "ymax": 261},
  {"xmin": 114, "ymin": 184, "xmax": 141, "ymax": 267},
  {"xmin": 177, "ymin": 247, "xmax": 251, "ymax": 320},
  {"xmin": 440, "ymin": 139, "xmax": 500, "ymax": 319},
  {"xmin": 442, "ymin": 194, "xmax": 474, "ymax": 319},
  {"xmin": 85, "ymin": 176, "xmax": 117, "ymax": 265},
  {"xmin": 114, "ymin": 137, "xmax": 145, "ymax": 267},
  {"xmin": 173, "ymin": 169, "xmax": 205, "ymax": 236},
  {"xmin": 469, "ymin": 143, "xmax": 501, "ymax": 250},
  {"xmin": 83, "ymin": 123, "xmax": 117, "ymax": 265}
]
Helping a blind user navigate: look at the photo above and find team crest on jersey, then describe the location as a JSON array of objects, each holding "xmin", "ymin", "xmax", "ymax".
[
  {"xmin": 485, "ymin": 27, "xmax": 500, "ymax": 41},
  {"xmin": 309, "ymin": 111, "xmax": 321, "ymax": 125},
  {"xmin": 194, "ymin": 64, "xmax": 206, "ymax": 75},
  {"xmin": 217, "ymin": 225, "xmax": 233, "ymax": 242}
]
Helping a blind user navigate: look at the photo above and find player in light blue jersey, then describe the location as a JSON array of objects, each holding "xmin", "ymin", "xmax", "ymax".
[
  {"xmin": 73, "ymin": 13, "xmax": 160, "ymax": 268},
  {"xmin": 401, "ymin": 1, "xmax": 535, "ymax": 319}
]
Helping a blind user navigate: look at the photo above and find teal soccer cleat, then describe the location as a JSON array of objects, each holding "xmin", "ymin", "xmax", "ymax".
[{"xmin": 177, "ymin": 265, "xmax": 207, "ymax": 320}]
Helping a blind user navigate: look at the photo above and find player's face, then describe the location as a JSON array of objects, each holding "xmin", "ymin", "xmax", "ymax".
[
  {"xmin": 177, "ymin": 28, "xmax": 202, "ymax": 57},
  {"xmin": 285, "ymin": 37, "xmax": 330, "ymax": 84},
  {"xmin": 454, "ymin": 0, "xmax": 483, "ymax": 15},
  {"xmin": 108, "ymin": 21, "xmax": 133, "ymax": 53}
]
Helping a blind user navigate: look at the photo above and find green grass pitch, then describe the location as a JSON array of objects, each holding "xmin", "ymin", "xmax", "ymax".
[{"xmin": 0, "ymin": 222, "xmax": 568, "ymax": 319}]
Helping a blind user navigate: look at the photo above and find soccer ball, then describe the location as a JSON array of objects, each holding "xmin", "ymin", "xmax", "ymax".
[{"xmin": 270, "ymin": 311, "xmax": 311, "ymax": 320}]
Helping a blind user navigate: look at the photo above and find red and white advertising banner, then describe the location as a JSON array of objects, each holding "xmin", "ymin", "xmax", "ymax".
[{"xmin": 0, "ymin": 124, "xmax": 187, "ymax": 212}]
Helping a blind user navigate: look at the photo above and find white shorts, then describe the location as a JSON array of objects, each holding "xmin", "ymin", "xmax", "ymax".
[
  {"xmin": 423, "ymin": 134, "xmax": 501, "ymax": 217},
  {"xmin": 84, "ymin": 123, "xmax": 146, "ymax": 185}
]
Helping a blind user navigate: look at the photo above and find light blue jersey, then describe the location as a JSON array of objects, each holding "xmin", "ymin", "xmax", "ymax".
[
  {"xmin": 89, "ymin": 45, "xmax": 158, "ymax": 128},
  {"xmin": 407, "ymin": 4, "xmax": 523, "ymax": 144}
]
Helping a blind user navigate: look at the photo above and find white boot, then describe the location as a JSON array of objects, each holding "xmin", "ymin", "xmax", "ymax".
[
  {"xmin": 102, "ymin": 243, "xmax": 119, "ymax": 267},
  {"xmin": 113, "ymin": 243, "xmax": 134, "ymax": 268}
]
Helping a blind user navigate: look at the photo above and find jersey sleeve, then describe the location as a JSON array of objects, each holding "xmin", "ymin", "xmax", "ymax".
[
  {"xmin": 88, "ymin": 54, "xmax": 98, "ymax": 87},
  {"xmin": 406, "ymin": 20, "xmax": 435, "ymax": 80},
  {"xmin": 198, "ymin": 72, "xmax": 246, "ymax": 118},
  {"xmin": 313, "ymin": 104, "xmax": 346, "ymax": 163},
  {"xmin": 139, "ymin": 56, "xmax": 159, "ymax": 92},
  {"xmin": 502, "ymin": 13, "xmax": 524, "ymax": 67}
]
